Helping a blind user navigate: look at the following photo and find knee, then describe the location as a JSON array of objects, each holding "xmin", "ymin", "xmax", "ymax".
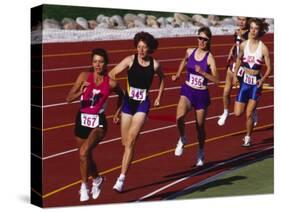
[
  {"xmin": 124, "ymin": 134, "xmax": 136, "ymax": 150},
  {"xmin": 176, "ymin": 115, "xmax": 185, "ymax": 124},
  {"xmin": 234, "ymin": 109, "xmax": 243, "ymax": 117},
  {"xmin": 246, "ymin": 112, "xmax": 253, "ymax": 120}
]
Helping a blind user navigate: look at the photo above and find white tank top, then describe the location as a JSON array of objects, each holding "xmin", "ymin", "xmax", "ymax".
[{"xmin": 242, "ymin": 40, "xmax": 263, "ymax": 70}]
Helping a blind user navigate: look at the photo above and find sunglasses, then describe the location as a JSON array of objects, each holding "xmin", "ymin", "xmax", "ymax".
[{"xmin": 197, "ymin": 36, "xmax": 209, "ymax": 42}]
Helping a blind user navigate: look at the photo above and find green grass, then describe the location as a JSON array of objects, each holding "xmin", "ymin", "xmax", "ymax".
[
  {"xmin": 41, "ymin": 4, "xmax": 230, "ymax": 21},
  {"xmin": 42, "ymin": 4, "xmax": 175, "ymax": 21},
  {"xmin": 176, "ymin": 157, "xmax": 273, "ymax": 200}
]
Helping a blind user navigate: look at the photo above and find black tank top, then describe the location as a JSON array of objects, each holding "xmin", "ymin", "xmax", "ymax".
[{"xmin": 127, "ymin": 54, "xmax": 155, "ymax": 90}]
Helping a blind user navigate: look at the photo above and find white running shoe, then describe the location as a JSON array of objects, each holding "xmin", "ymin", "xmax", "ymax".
[
  {"xmin": 175, "ymin": 137, "xmax": 187, "ymax": 156},
  {"xmin": 196, "ymin": 150, "xmax": 205, "ymax": 167},
  {"xmin": 217, "ymin": 112, "xmax": 229, "ymax": 126},
  {"xmin": 196, "ymin": 158, "xmax": 204, "ymax": 167},
  {"xmin": 79, "ymin": 186, "xmax": 89, "ymax": 202},
  {"xmin": 91, "ymin": 176, "xmax": 103, "ymax": 199},
  {"xmin": 113, "ymin": 178, "xmax": 124, "ymax": 193},
  {"xmin": 253, "ymin": 110, "xmax": 258, "ymax": 127},
  {"xmin": 242, "ymin": 136, "xmax": 251, "ymax": 147}
]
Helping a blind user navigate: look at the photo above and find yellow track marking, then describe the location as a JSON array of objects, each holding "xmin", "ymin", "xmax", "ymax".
[{"xmin": 35, "ymin": 123, "xmax": 273, "ymax": 199}]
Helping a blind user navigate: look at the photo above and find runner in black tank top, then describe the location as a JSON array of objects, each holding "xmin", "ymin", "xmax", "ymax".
[
  {"xmin": 109, "ymin": 32, "xmax": 165, "ymax": 192},
  {"xmin": 127, "ymin": 53, "xmax": 154, "ymax": 92}
]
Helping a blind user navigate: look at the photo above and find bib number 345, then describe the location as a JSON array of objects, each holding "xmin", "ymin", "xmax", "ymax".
[{"xmin": 129, "ymin": 87, "xmax": 146, "ymax": 101}]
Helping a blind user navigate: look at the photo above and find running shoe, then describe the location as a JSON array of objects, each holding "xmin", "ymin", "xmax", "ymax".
[
  {"xmin": 91, "ymin": 176, "xmax": 104, "ymax": 199},
  {"xmin": 113, "ymin": 177, "xmax": 124, "ymax": 193},
  {"xmin": 175, "ymin": 137, "xmax": 187, "ymax": 156},
  {"xmin": 253, "ymin": 110, "xmax": 258, "ymax": 127},
  {"xmin": 217, "ymin": 112, "xmax": 229, "ymax": 126},
  {"xmin": 242, "ymin": 136, "xmax": 251, "ymax": 147},
  {"xmin": 196, "ymin": 150, "xmax": 205, "ymax": 167},
  {"xmin": 79, "ymin": 186, "xmax": 89, "ymax": 202},
  {"xmin": 196, "ymin": 158, "xmax": 204, "ymax": 167}
]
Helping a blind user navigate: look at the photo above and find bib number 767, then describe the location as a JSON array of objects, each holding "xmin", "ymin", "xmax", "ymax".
[{"xmin": 81, "ymin": 113, "xmax": 99, "ymax": 128}]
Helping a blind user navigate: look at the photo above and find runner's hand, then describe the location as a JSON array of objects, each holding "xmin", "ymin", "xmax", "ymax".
[
  {"xmin": 171, "ymin": 75, "xmax": 178, "ymax": 81},
  {"xmin": 195, "ymin": 65, "xmax": 204, "ymax": 75},
  {"xmin": 154, "ymin": 97, "xmax": 161, "ymax": 107},
  {"xmin": 256, "ymin": 79, "xmax": 263, "ymax": 88},
  {"xmin": 113, "ymin": 112, "xmax": 120, "ymax": 124}
]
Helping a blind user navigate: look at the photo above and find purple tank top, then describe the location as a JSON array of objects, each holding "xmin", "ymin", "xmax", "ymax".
[{"xmin": 186, "ymin": 48, "xmax": 211, "ymax": 86}]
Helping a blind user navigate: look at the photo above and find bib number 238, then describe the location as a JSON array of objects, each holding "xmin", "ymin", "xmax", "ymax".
[{"xmin": 81, "ymin": 113, "xmax": 99, "ymax": 128}]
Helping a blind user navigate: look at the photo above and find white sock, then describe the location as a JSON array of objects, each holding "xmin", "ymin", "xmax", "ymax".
[
  {"xmin": 93, "ymin": 176, "xmax": 102, "ymax": 185},
  {"xmin": 119, "ymin": 174, "xmax": 125, "ymax": 181},
  {"xmin": 81, "ymin": 182, "xmax": 87, "ymax": 190},
  {"xmin": 223, "ymin": 109, "xmax": 229, "ymax": 115}
]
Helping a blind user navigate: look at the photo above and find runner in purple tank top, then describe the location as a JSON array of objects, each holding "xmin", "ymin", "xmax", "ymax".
[{"xmin": 172, "ymin": 27, "xmax": 219, "ymax": 167}]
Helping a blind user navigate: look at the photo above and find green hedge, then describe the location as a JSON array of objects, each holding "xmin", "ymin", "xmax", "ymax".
[{"xmin": 42, "ymin": 4, "xmax": 179, "ymax": 21}]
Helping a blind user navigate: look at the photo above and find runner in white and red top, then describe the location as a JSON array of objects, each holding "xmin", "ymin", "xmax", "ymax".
[
  {"xmin": 232, "ymin": 18, "xmax": 271, "ymax": 147},
  {"xmin": 66, "ymin": 48, "xmax": 124, "ymax": 202}
]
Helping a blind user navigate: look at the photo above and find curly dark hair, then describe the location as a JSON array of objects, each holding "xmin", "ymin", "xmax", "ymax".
[
  {"xmin": 248, "ymin": 18, "xmax": 269, "ymax": 37},
  {"xmin": 133, "ymin": 31, "xmax": 158, "ymax": 54},
  {"xmin": 91, "ymin": 48, "xmax": 109, "ymax": 65},
  {"xmin": 198, "ymin": 27, "xmax": 212, "ymax": 51}
]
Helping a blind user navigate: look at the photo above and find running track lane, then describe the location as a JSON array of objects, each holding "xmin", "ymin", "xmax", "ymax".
[
  {"xmin": 42, "ymin": 122, "xmax": 273, "ymax": 207},
  {"xmin": 31, "ymin": 33, "xmax": 273, "ymax": 205}
]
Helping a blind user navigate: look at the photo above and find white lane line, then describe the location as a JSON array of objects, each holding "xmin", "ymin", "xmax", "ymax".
[
  {"xmin": 35, "ymin": 104, "xmax": 273, "ymax": 161},
  {"xmin": 43, "ymin": 58, "xmax": 182, "ymax": 72},
  {"xmin": 35, "ymin": 74, "xmax": 274, "ymax": 109},
  {"xmin": 43, "ymin": 52, "xmax": 274, "ymax": 72},
  {"xmin": 137, "ymin": 146, "xmax": 273, "ymax": 201},
  {"xmin": 42, "ymin": 85, "xmax": 182, "ymax": 108}
]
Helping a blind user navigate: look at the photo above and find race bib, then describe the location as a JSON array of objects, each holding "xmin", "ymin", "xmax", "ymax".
[
  {"xmin": 129, "ymin": 86, "xmax": 147, "ymax": 101},
  {"xmin": 189, "ymin": 73, "xmax": 204, "ymax": 88},
  {"xmin": 243, "ymin": 73, "xmax": 257, "ymax": 85},
  {"xmin": 81, "ymin": 113, "xmax": 99, "ymax": 128},
  {"xmin": 237, "ymin": 67, "xmax": 245, "ymax": 77}
]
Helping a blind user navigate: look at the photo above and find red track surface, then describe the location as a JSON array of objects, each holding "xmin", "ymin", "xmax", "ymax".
[{"xmin": 35, "ymin": 34, "xmax": 274, "ymax": 207}]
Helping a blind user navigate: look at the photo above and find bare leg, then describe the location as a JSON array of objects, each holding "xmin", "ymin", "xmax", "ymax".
[
  {"xmin": 218, "ymin": 69, "xmax": 233, "ymax": 126},
  {"xmin": 120, "ymin": 112, "xmax": 146, "ymax": 175},
  {"xmin": 234, "ymin": 101, "xmax": 246, "ymax": 117},
  {"xmin": 77, "ymin": 128, "xmax": 106, "ymax": 183},
  {"xmin": 176, "ymin": 96, "xmax": 192, "ymax": 137},
  {"xmin": 113, "ymin": 112, "xmax": 147, "ymax": 192},
  {"xmin": 245, "ymin": 99, "xmax": 258, "ymax": 137},
  {"xmin": 195, "ymin": 109, "xmax": 207, "ymax": 150},
  {"xmin": 222, "ymin": 69, "xmax": 233, "ymax": 110}
]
